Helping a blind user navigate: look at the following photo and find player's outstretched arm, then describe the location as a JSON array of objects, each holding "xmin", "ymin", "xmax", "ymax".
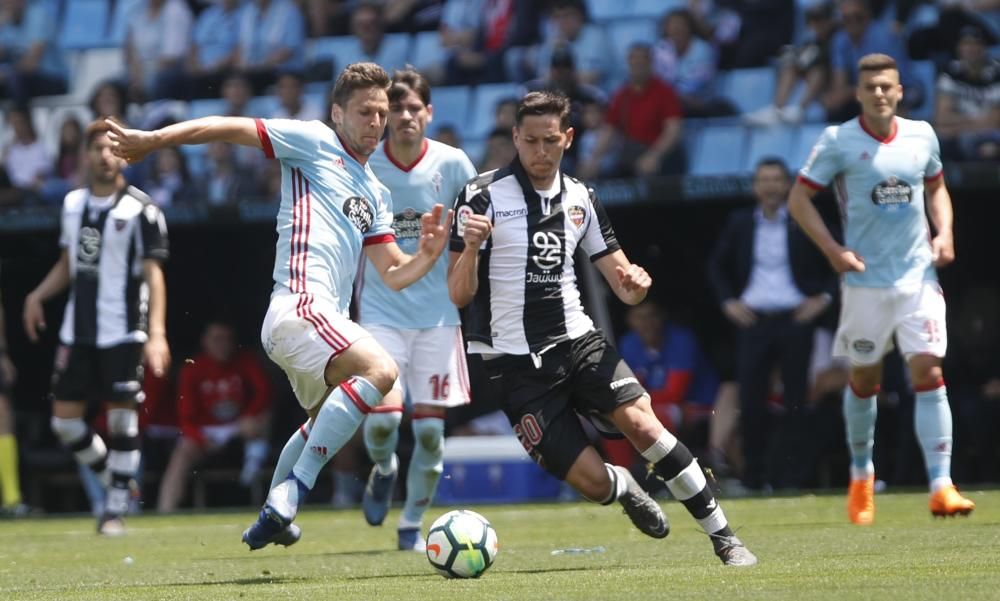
[
  {"xmin": 23, "ymin": 250, "xmax": 70, "ymax": 342},
  {"xmin": 788, "ymin": 180, "xmax": 865, "ymax": 274},
  {"xmin": 447, "ymin": 213, "xmax": 492, "ymax": 307},
  {"xmin": 365, "ymin": 204, "xmax": 453, "ymax": 291},
  {"xmin": 593, "ymin": 250, "xmax": 652, "ymax": 306},
  {"xmin": 925, "ymin": 176, "xmax": 955, "ymax": 267},
  {"xmin": 105, "ymin": 117, "xmax": 261, "ymax": 164}
]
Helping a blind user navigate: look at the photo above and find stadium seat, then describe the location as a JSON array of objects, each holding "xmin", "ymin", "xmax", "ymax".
[
  {"xmin": 459, "ymin": 137, "xmax": 487, "ymax": 170},
  {"xmin": 790, "ymin": 123, "xmax": 830, "ymax": 171},
  {"xmin": 630, "ymin": 0, "xmax": 680, "ymax": 18},
  {"xmin": 58, "ymin": 0, "xmax": 111, "ymax": 50},
  {"xmin": 586, "ymin": 0, "xmax": 634, "ymax": 22},
  {"xmin": 69, "ymin": 47, "xmax": 126, "ymax": 101},
  {"xmin": 468, "ymin": 83, "xmax": 524, "ymax": 138},
  {"xmin": 108, "ymin": 0, "xmax": 144, "ymax": 46},
  {"xmin": 907, "ymin": 60, "xmax": 937, "ymax": 121},
  {"xmin": 689, "ymin": 125, "xmax": 747, "ymax": 176},
  {"xmin": 428, "ymin": 86, "xmax": 471, "ymax": 135},
  {"xmin": 187, "ymin": 99, "xmax": 227, "ymax": 120},
  {"xmin": 180, "ymin": 144, "xmax": 208, "ymax": 179},
  {"xmin": 248, "ymin": 95, "xmax": 280, "ymax": 118},
  {"xmin": 412, "ymin": 31, "xmax": 447, "ymax": 74},
  {"xmin": 722, "ymin": 68, "xmax": 777, "ymax": 114},
  {"xmin": 744, "ymin": 125, "xmax": 797, "ymax": 174}
]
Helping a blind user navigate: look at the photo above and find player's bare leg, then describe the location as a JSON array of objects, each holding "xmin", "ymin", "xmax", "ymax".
[
  {"xmin": 611, "ymin": 395, "xmax": 757, "ymax": 566},
  {"xmin": 244, "ymin": 337, "xmax": 396, "ymax": 550},
  {"xmin": 563, "ymin": 445, "xmax": 668, "ymax": 539},
  {"xmin": 908, "ymin": 353, "xmax": 974, "ymax": 517},
  {"xmin": 845, "ymin": 363, "xmax": 881, "ymax": 525}
]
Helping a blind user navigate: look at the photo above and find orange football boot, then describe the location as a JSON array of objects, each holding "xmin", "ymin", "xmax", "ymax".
[
  {"xmin": 929, "ymin": 485, "xmax": 975, "ymax": 517},
  {"xmin": 847, "ymin": 476, "xmax": 875, "ymax": 525}
]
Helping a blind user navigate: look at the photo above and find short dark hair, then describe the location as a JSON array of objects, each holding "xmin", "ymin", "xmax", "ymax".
[
  {"xmin": 754, "ymin": 157, "xmax": 790, "ymax": 179},
  {"xmin": 332, "ymin": 62, "xmax": 391, "ymax": 108},
  {"xmin": 85, "ymin": 118, "xmax": 114, "ymax": 147},
  {"xmin": 515, "ymin": 91, "xmax": 571, "ymax": 130},
  {"xmin": 388, "ymin": 66, "xmax": 431, "ymax": 106},
  {"xmin": 857, "ymin": 53, "xmax": 897, "ymax": 74}
]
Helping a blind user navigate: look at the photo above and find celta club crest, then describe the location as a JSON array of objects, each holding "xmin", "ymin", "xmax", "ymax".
[
  {"xmin": 567, "ymin": 206, "xmax": 585, "ymax": 229},
  {"xmin": 342, "ymin": 196, "xmax": 374, "ymax": 233},
  {"xmin": 431, "ymin": 171, "xmax": 443, "ymax": 194}
]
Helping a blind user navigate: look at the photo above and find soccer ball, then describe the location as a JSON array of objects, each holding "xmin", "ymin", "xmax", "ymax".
[{"xmin": 425, "ymin": 509, "xmax": 498, "ymax": 578}]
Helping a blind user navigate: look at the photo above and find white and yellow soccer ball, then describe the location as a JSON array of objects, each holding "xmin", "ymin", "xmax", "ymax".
[{"xmin": 425, "ymin": 509, "xmax": 498, "ymax": 578}]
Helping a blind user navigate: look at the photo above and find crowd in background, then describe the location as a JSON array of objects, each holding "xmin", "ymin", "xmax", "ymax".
[{"xmin": 0, "ymin": 0, "xmax": 999, "ymax": 512}]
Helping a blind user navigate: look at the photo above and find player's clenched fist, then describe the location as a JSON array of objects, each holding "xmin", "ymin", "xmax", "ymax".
[{"xmin": 462, "ymin": 214, "xmax": 492, "ymax": 251}]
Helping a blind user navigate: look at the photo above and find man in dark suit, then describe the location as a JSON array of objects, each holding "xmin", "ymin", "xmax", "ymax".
[{"xmin": 708, "ymin": 157, "xmax": 837, "ymax": 491}]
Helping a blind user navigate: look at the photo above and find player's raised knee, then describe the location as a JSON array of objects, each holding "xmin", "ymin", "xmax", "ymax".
[{"xmin": 360, "ymin": 356, "xmax": 398, "ymax": 396}]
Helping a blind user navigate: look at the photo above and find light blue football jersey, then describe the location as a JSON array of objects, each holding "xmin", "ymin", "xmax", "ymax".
[
  {"xmin": 257, "ymin": 118, "xmax": 395, "ymax": 315},
  {"xmin": 360, "ymin": 139, "xmax": 476, "ymax": 328},
  {"xmin": 798, "ymin": 116, "xmax": 943, "ymax": 288}
]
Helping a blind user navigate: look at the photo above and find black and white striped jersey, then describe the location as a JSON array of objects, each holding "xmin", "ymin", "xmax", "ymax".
[
  {"xmin": 450, "ymin": 159, "xmax": 620, "ymax": 355},
  {"xmin": 58, "ymin": 186, "xmax": 169, "ymax": 347}
]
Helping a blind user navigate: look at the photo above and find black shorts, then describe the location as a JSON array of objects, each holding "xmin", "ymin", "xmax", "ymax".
[
  {"xmin": 480, "ymin": 330, "xmax": 647, "ymax": 480},
  {"xmin": 50, "ymin": 343, "xmax": 145, "ymax": 404}
]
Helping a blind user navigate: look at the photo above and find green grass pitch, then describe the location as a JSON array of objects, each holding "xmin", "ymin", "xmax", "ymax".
[{"xmin": 2, "ymin": 490, "xmax": 998, "ymax": 600}]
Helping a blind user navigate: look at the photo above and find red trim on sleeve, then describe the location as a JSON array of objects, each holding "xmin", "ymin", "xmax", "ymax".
[
  {"xmin": 255, "ymin": 118, "xmax": 275, "ymax": 159},
  {"xmin": 924, "ymin": 170, "xmax": 944, "ymax": 183},
  {"xmin": 796, "ymin": 174, "xmax": 824, "ymax": 190},
  {"xmin": 363, "ymin": 233, "xmax": 396, "ymax": 246},
  {"xmin": 385, "ymin": 139, "xmax": 429, "ymax": 172},
  {"xmin": 914, "ymin": 377, "xmax": 945, "ymax": 393}
]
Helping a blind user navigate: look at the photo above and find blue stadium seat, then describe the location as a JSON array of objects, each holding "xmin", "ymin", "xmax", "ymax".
[
  {"xmin": 689, "ymin": 125, "xmax": 747, "ymax": 176},
  {"xmin": 586, "ymin": 0, "xmax": 634, "ymax": 22},
  {"xmin": 744, "ymin": 125, "xmax": 797, "ymax": 174},
  {"xmin": 248, "ymin": 95, "xmax": 280, "ymax": 118},
  {"xmin": 187, "ymin": 99, "xmax": 227, "ymax": 120},
  {"xmin": 468, "ymin": 83, "xmax": 523, "ymax": 138},
  {"xmin": 108, "ymin": 0, "xmax": 143, "ymax": 46},
  {"xmin": 412, "ymin": 31, "xmax": 446, "ymax": 73},
  {"xmin": 630, "ymin": 0, "xmax": 681, "ymax": 19},
  {"xmin": 907, "ymin": 60, "xmax": 937, "ymax": 121},
  {"xmin": 460, "ymin": 137, "xmax": 487, "ymax": 169},
  {"xmin": 70, "ymin": 47, "xmax": 126, "ymax": 100},
  {"xmin": 180, "ymin": 145, "xmax": 208, "ymax": 179},
  {"xmin": 428, "ymin": 86, "xmax": 471, "ymax": 135},
  {"xmin": 790, "ymin": 123, "xmax": 830, "ymax": 171},
  {"xmin": 722, "ymin": 68, "xmax": 777, "ymax": 114},
  {"xmin": 306, "ymin": 34, "xmax": 411, "ymax": 74},
  {"xmin": 59, "ymin": 0, "xmax": 110, "ymax": 50}
]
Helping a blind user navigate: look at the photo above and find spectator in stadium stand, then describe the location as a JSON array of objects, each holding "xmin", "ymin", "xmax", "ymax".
[
  {"xmin": 270, "ymin": 71, "xmax": 325, "ymax": 122},
  {"xmin": 157, "ymin": 320, "xmax": 273, "ymax": 513},
  {"xmin": 717, "ymin": 0, "xmax": 795, "ymax": 69},
  {"xmin": 433, "ymin": 123, "xmax": 462, "ymax": 149},
  {"xmin": 534, "ymin": 0, "xmax": 612, "ymax": 88},
  {"xmin": 744, "ymin": 1, "xmax": 840, "ymax": 126},
  {"xmin": 185, "ymin": 0, "xmax": 242, "ymax": 100},
  {"xmin": 0, "ymin": 0, "xmax": 67, "ymax": 101},
  {"xmin": 303, "ymin": 0, "xmax": 352, "ymax": 37},
  {"xmin": 378, "ymin": 0, "xmax": 445, "ymax": 34},
  {"xmin": 823, "ymin": 0, "xmax": 912, "ymax": 122},
  {"xmin": 478, "ymin": 126, "xmax": 516, "ymax": 171},
  {"xmin": 144, "ymin": 147, "xmax": 194, "ymax": 207},
  {"xmin": 577, "ymin": 44, "xmax": 686, "ymax": 180},
  {"xmin": 196, "ymin": 141, "xmax": 256, "ymax": 207},
  {"xmin": 575, "ymin": 99, "xmax": 617, "ymax": 179},
  {"xmin": 236, "ymin": 0, "xmax": 307, "ymax": 93},
  {"xmin": 908, "ymin": 0, "xmax": 999, "ymax": 65},
  {"xmin": 653, "ymin": 8, "xmax": 736, "ymax": 118},
  {"xmin": 934, "ymin": 26, "xmax": 1000, "ymax": 161},
  {"xmin": 124, "ymin": 0, "xmax": 193, "ymax": 102},
  {"xmin": 440, "ymin": 0, "xmax": 541, "ymax": 85},
  {"xmin": 707, "ymin": 158, "xmax": 837, "ymax": 492},
  {"xmin": 89, "ymin": 81, "xmax": 129, "ymax": 122},
  {"xmin": 605, "ymin": 300, "xmax": 722, "ymax": 478},
  {"xmin": 524, "ymin": 46, "xmax": 607, "ymax": 172},
  {"xmin": 346, "ymin": 2, "xmax": 408, "ymax": 71},
  {"xmin": 53, "ymin": 117, "xmax": 86, "ymax": 190},
  {"xmin": 1, "ymin": 104, "xmax": 49, "ymax": 202}
]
